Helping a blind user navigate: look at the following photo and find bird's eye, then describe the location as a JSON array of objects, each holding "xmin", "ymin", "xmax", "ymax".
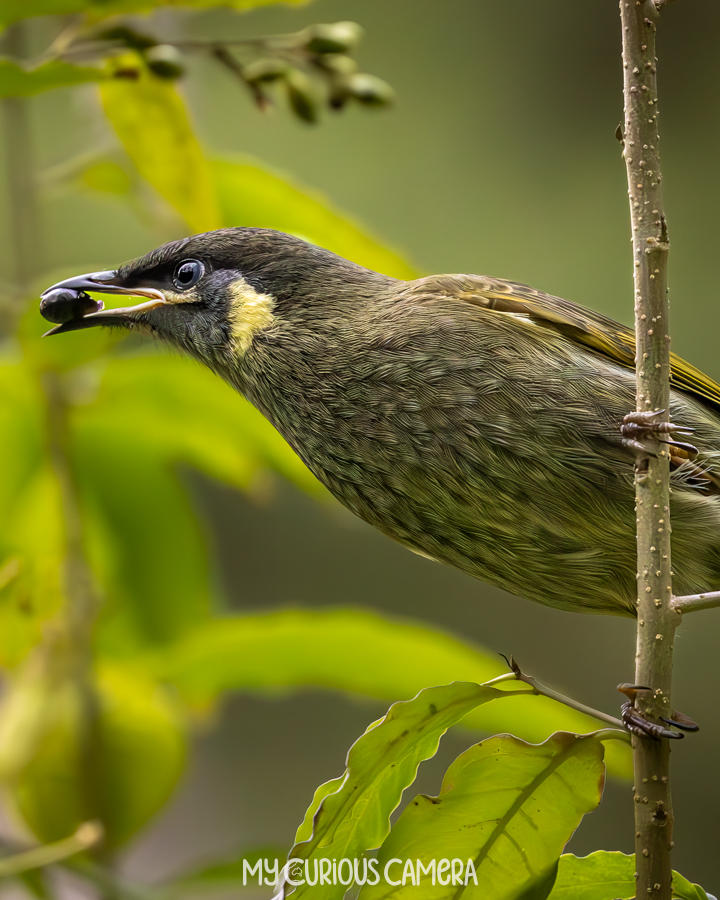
[{"xmin": 173, "ymin": 259, "xmax": 204, "ymax": 291}]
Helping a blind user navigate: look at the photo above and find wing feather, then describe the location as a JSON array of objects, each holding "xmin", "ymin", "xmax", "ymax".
[{"xmin": 424, "ymin": 274, "xmax": 720, "ymax": 414}]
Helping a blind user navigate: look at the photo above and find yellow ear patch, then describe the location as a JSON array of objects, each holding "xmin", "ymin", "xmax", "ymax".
[{"xmin": 227, "ymin": 278, "xmax": 276, "ymax": 354}]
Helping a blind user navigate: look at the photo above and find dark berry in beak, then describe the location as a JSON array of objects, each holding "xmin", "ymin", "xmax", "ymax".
[{"xmin": 40, "ymin": 288, "xmax": 104, "ymax": 325}]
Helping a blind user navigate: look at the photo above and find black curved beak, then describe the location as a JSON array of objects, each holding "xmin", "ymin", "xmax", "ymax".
[{"xmin": 41, "ymin": 270, "xmax": 167, "ymax": 336}]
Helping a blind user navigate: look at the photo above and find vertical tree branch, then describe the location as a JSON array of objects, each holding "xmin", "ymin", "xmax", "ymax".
[{"xmin": 619, "ymin": 3, "xmax": 680, "ymax": 898}]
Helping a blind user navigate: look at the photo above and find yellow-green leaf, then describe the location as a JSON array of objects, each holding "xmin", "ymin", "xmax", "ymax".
[
  {"xmin": 100, "ymin": 56, "xmax": 221, "ymax": 233},
  {"xmin": 359, "ymin": 733, "xmax": 606, "ymax": 900},
  {"xmin": 79, "ymin": 160, "xmax": 133, "ymax": 196},
  {"xmin": 286, "ymin": 682, "xmax": 506, "ymax": 900},
  {"xmin": 213, "ymin": 157, "xmax": 417, "ymax": 279}
]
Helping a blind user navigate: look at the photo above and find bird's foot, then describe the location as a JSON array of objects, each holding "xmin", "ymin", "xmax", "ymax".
[
  {"xmin": 621, "ymin": 410, "xmax": 698, "ymax": 459},
  {"xmin": 617, "ymin": 684, "xmax": 699, "ymax": 740}
]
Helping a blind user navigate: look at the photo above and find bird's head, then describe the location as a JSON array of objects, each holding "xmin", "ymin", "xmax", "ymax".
[{"xmin": 40, "ymin": 227, "xmax": 393, "ymax": 369}]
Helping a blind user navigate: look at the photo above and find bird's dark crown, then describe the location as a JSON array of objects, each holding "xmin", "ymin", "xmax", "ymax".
[{"xmin": 118, "ymin": 227, "xmax": 392, "ymax": 304}]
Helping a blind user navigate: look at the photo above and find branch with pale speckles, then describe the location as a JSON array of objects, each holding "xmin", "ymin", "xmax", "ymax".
[{"xmin": 620, "ymin": 1, "xmax": 678, "ymax": 897}]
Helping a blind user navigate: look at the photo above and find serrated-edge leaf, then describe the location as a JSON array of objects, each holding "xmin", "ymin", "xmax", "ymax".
[
  {"xmin": 284, "ymin": 682, "xmax": 508, "ymax": 900},
  {"xmin": 294, "ymin": 775, "xmax": 346, "ymax": 845}
]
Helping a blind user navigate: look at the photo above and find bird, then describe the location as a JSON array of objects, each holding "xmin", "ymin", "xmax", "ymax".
[{"xmin": 39, "ymin": 227, "xmax": 720, "ymax": 618}]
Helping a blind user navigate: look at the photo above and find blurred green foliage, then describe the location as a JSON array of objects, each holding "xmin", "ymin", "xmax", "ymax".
[
  {"xmin": 0, "ymin": 0, "xmax": 306, "ymax": 31},
  {"xmin": 0, "ymin": 1, "xmax": 709, "ymax": 898},
  {"xmin": 0, "ymin": 0, "xmax": 426, "ymax": 878},
  {"xmin": 0, "ymin": 59, "xmax": 103, "ymax": 96},
  {"xmin": 14, "ymin": 665, "xmax": 186, "ymax": 848}
]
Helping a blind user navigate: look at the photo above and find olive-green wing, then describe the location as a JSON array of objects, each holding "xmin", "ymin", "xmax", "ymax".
[{"xmin": 436, "ymin": 274, "xmax": 720, "ymax": 415}]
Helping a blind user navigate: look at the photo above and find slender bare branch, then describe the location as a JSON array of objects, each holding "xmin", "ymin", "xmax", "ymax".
[
  {"xmin": 0, "ymin": 822, "xmax": 102, "ymax": 878},
  {"xmin": 513, "ymin": 674, "xmax": 628, "ymax": 732},
  {"xmin": 490, "ymin": 659, "xmax": 628, "ymax": 731},
  {"xmin": 620, "ymin": 2, "xmax": 680, "ymax": 897}
]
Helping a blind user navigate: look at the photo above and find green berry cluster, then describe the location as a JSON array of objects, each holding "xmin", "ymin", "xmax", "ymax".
[{"xmin": 86, "ymin": 21, "xmax": 394, "ymax": 124}]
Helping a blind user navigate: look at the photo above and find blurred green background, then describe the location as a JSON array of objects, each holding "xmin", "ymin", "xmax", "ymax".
[{"xmin": 1, "ymin": 0, "xmax": 720, "ymax": 896}]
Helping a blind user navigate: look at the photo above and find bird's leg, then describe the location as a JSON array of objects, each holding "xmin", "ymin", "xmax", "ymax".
[
  {"xmin": 618, "ymin": 684, "xmax": 680, "ymax": 740},
  {"xmin": 620, "ymin": 409, "xmax": 698, "ymax": 459},
  {"xmin": 617, "ymin": 683, "xmax": 698, "ymax": 740}
]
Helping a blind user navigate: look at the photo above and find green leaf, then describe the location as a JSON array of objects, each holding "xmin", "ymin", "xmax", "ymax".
[
  {"xmin": 100, "ymin": 55, "xmax": 221, "ymax": 233},
  {"xmin": 80, "ymin": 153, "xmax": 417, "ymax": 278},
  {"xmin": 0, "ymin": 0, "xmax": 307, "ymax": 31},
  {"xmin": 152, "ymin": 608, "xmax": 504, "ymax": 703},
  {"xmin": 293, "ymin": 774, "xmax": 347, "ymax": 844},
  {"xmin": 547, "ymin": 852, "xmax": 715, "ymax": 900},
  {"xmin": 150, "ymin": 607, "xmax": 632, "ymax": 779},
  {"xmin": 284, "ymin": 682, "xmax": 506, "ymax": 900},
  {"xmin": 359, "ymin": 733, "xmax": 606, "ymax": 900},
  {"xmin": 0, "ymin": 58, "xmax": 103, "ymax": 97},
  {"xmin": 213, "ymin": 157, "xmax": 417, "ymax": 280}
]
